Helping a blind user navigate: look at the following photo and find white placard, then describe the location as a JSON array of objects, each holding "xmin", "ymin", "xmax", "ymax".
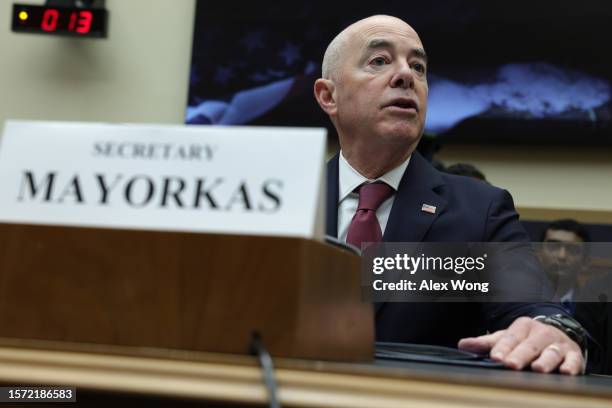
[{"xmin": 0, "ymin": 121, "xmax": 327, "ymax": 239}]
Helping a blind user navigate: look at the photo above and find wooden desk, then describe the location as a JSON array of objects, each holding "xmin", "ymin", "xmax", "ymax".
[{"xmin": 0, "ymin": 339, "xmax": 610, "ymax": 407}]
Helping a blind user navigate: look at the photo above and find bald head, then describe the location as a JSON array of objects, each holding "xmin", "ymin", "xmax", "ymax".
[
  {"xmin": 314, "ymin": 14, "xmax": 429, "ymax": 178},
  {"xmin": 321, "ymin": 15, "xmax": 418, "ymax": 80}
]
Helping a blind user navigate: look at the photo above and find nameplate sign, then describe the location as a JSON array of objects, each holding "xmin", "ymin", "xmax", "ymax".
[{"xmin": 0, "ymin": 121, "xmax": 327, "ymax": 238}]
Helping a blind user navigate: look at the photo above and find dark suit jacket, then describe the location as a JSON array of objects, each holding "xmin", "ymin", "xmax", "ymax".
[{"xmin": 326, "ymin": 151, "xmax": 566, "ymax": 347}]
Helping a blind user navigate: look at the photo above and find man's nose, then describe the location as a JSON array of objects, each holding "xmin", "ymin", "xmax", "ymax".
[{"xmin": 390, "ymin": 62, "xmax": 415, "ymax": 89}]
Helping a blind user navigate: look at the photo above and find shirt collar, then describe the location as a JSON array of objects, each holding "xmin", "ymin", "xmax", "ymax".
[{"xmin": 338, "ymin": 151, "xmax": 410, "ymax": 203}]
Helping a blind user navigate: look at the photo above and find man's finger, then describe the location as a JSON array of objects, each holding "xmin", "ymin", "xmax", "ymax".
[
  {"xmin": 559, "ymin": 350, "xmax": 585, "ymax": 376},
  {"xmin": 530, "ymin": 344, "xmax": 566, "ymax": 373},
  {"xmin": 503, "ymin": 339, "xmax": 544, "ymax": 370},
  {"xmin": 503, "ymin": 325, "xmax": 557, "ymax": 370},
  {"xmin": 489, "ymin": 317, "xmax": 531, "ymax": 361},
  {"xmin": 458, "ymin": 330, "xmax": 505, "ymax": 353}
]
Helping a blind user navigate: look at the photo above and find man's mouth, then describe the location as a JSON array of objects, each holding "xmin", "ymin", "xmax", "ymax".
[{"xmin": 383, "ymin": 98, "xmax": 419, "ymax": 113}]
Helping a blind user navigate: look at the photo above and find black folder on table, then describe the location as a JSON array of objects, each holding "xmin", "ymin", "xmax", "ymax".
[{"xmin": 375, "ymin": 342, "xmax": 506, "ymax": 369}]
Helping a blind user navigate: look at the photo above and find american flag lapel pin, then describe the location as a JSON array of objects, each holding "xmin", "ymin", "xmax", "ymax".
[{"xmin": 421, "ymin": 204, "xmax": 436, "ymax": 214}]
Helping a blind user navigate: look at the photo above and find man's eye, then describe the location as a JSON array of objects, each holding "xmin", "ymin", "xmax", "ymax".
[
  {"xmin": 412, "ymin": 63, "xmax": 426, "ymax": 74},
  {"xmin": 370, "ymin": 57, "xmax": 387, "ymax": 66}
]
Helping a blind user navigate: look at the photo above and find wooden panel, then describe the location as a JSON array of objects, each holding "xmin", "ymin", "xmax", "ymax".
[{"xmin": 0, "ymin": 223, "xmax": 373, "ymax": 361}]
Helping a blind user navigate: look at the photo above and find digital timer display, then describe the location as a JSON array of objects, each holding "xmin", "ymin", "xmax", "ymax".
[{"xmin": 11, "ymin": 4, "xmax": 108, "ymax": 38}]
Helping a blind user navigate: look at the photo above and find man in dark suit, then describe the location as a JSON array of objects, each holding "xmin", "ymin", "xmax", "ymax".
[{"xmin": 313, "ymin": 14, "xmax": 585, "ymax": 374}]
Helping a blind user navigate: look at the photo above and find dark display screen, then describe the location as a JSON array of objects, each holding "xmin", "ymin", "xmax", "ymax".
[
  {"xmin": 186, "ymin": 0, "xmax": 612, "ymax": 145},
  {"xmin": 11, "ymin": 4, "xmax": 107, "ymax": 38}
]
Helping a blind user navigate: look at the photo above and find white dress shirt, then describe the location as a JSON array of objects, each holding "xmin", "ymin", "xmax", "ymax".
[{"xmin": 337, "ymin": 151, "xmax": 411, "ymax": 243}]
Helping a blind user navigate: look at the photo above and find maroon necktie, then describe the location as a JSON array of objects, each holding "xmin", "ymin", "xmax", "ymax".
[{"xmin": 346, "ymin": 182, "xmax": 394, "ymax": 249}]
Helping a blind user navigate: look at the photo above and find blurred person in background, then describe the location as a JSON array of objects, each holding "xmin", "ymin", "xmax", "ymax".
[
  {"xmin": 539, "ymin": 219, "xmax": 591, "ymax": 314},
  {"xmin": 538, "ymin": 220, "xmax": 612, "ymax": 374}
]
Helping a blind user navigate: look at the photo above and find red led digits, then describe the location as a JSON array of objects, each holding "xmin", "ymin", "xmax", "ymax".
[
  {"xmin": 41, "ymin": 9, "xmax": 59, "ymax": 32},
  {"xmin": 76, "ymin": 11, "xmax": 92, "ymax": 34},
  {"xmin": 67, "ymin": 10, "xmax": 92, "ymax": 33},
  {"xmin": 12, "ymin": 4, "xmax": 106, "ymax": 38},
  {"xmin": 68, "ymin": 11, "xmax": 77, "ymax": 31}
]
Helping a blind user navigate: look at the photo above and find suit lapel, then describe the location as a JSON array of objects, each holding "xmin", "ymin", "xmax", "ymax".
[
  {"xmin": 383, "ymin": 152, "xmax": 447, "ymax": 243},
  {"xmin": 376, "ymin": 152, "xmax": 447, "ymax": 315},
  {"xmin": 325, "ymin": 151, "xmax": 448, "ymax": 315},
  {"xmin": 325, "ymin": 153, "xmax": 340, "ymax": 238}
]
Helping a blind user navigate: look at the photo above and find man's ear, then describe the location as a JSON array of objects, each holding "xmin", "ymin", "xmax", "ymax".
[{"xmin": 313, "ymin": 78, "xmax": 337, "ymax": 116}]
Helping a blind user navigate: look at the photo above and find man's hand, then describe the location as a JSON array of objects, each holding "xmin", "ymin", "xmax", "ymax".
[{"xmin": 458, "ymin": 317, "xmax": 584, "ymax": 375}]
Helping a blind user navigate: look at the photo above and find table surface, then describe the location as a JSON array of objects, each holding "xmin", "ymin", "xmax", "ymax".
[{"xmin": 0, "ymin": 338, "xmax": 610, "ymax": 408}]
